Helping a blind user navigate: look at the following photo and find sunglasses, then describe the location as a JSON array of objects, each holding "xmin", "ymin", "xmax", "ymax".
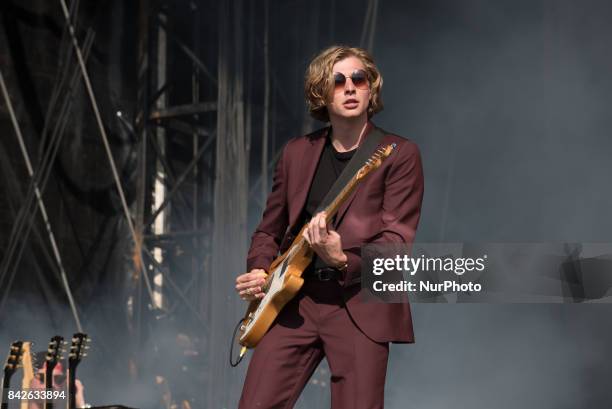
[
  {"xmin": 333, "ymin": 70, "xmax": 369, "ymax": 91},
  {"xmin": 35, "ymin": 373, "xmax": 66, "ymax": 384}
]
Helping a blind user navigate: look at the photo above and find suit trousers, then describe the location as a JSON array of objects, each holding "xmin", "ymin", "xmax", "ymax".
[{"xmin": 238, "ymin": 278, "xmax": 390, "ymax": 409}]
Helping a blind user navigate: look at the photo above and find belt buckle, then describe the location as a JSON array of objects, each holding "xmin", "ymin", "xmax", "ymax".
[{"xmin": 316, "ymin": 268, "xmax": 334, "ymax": 281}]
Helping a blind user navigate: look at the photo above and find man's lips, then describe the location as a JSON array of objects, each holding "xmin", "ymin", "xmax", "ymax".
[{"xmin": 343, "ymin": 99, "xmax": 358, "ymax": 106}]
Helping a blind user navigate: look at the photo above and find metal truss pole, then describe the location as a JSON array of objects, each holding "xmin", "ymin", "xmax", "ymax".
[
  {"xmin": 0, "ymin": 69, "xmax": 83, "ymax": 331},
  {"xmin": 150, "ymin": 8, "xmax": 168, "ymax": 311},
  {"xmin": 59, "ymin": 0, "xmax": 156, "ymax": 305},
  {"xmin": 0, "ymin": 26, "xmax": 93, "ymax": 293},
  {"xmin": 136, "ymin": 0, "xmax": 218, "ymax": 329}
]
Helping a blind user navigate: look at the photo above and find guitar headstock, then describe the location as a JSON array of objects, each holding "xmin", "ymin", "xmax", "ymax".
[
  {"xmin": 45, "ymin": 336, "xmax": 66, "ymax": 373},
  {"xmin": 3, "ymin": 341, "xmax": 24, "ymax": 380},
  {"xmin": 20, "ymin": 341, "xmax": 34, "ymax": 388},
  {"xmin": 68, "ymin": 333, "xmax": 90, "ymax": 371},
  {"xmin": 355, "ymin": 143, "xmax": 396, "ymax": 181}
]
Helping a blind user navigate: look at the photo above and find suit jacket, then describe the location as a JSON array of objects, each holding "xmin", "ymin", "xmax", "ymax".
[{"xmin": 246, "ymin": 121, "xmax": 424, "ymax": 343}]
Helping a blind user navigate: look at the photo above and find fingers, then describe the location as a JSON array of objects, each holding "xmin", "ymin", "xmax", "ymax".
[
  {"xmin": 239, "ymin": 285, "xmax": 262, "ymax": 297},
  {"xmin": 319, "ymin": 215, "xmax": 329, "ymax": 244},
  {"xmin": 303, "ymin": 212, "xmax": 327, "ymax": 245},
  {"xmin": 303, "ymin": 220, "xmax": 312, "ymax": 244},
  {"xmin": 235, "ymin": 276, "xmax": 266, "ymax": 291},
  {"xmin": 241, "ymin": 288, "xmax": 266, "ymax": 301},
  {"xmin": 236, "ymin": 269, "xmax": 267, "ymax": 301},
  {"xmin": 236, "ymin": 270, "xmax": 267, "ymax": 286},
  {"xmin": 302, "ymin": 225, "xmax": 311, "ymax": 244},
  {"xmin": 314, "ymin": 212, "xmax": 328, "ymax": 243},
  {"xmin": 239, "ymin": 285, "xmax": 266, "ymax": 301},
  {"xmin": 310, "ymin": 215, "xmax": 319, "ymax": 243}
]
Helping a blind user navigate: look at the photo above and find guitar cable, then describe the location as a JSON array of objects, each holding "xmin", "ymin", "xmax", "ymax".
[{"xmin": 229, "ymin": 318, "xmax": 248, "ymax": 367}]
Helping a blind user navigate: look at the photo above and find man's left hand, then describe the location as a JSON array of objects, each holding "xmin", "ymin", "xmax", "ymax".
[{"xmin": 302, "ymin": 212, "xmax": 348, "ymax": 268}]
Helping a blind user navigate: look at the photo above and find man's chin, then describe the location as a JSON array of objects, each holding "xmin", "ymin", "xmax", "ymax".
[{"xmin": 334, "ymin": 109, "xmax": 366, "ymax": 120}]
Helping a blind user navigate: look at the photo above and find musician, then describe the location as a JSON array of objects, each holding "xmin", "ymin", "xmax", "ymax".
[
  {"xmin": 235, "ymin": 45, "xmax": 424, "ymax": 408},
  {"xmin": 29, "ymin": 353, "xmax": 86, "ymax": 409}
]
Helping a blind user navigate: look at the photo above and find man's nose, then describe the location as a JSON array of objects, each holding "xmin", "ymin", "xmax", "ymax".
[{"xmin": 344, "ymin": 79, "xmax": 356, "ymax": 94}]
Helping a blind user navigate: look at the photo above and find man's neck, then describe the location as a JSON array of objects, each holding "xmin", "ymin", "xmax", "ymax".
[{"xmin": 329, "ymin": 114, "xmax": 369, "ymax": 152}]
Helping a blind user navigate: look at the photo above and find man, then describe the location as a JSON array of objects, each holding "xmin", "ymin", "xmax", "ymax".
[{"xmin": 235, "ymin": 45, "xmax": 424, "ymax": 408}]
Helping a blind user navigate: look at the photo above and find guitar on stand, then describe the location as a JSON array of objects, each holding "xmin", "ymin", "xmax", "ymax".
[
  {"xmin": 2, "ymin": 341, "xmax": 25, "ymax": 409},
  {"xmin": 67, "ymin": 333, "xmax": 89, "ymax": 409},
  {"xmin": 19, "ymin": 342, "xmax": 34, "ymax": 409},
  {"xmin": 43, "ymin": 336, "xmax": 65, "ymax": 409}
]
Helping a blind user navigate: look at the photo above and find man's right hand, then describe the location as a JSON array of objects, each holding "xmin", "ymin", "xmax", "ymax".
[{"xmin": 235, "ymin": 269, "xmax": 267, "ymax": 301}]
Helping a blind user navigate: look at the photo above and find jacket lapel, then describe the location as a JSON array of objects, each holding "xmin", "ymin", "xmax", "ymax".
[{"xmin": 289, "ymin": 127, "xmax": 328, "ymax": 228}]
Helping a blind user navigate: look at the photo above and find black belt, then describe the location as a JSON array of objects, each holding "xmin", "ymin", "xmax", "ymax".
[{"xmin": 304, "ymin": 267, "xmax": 342, "ymax": 281}]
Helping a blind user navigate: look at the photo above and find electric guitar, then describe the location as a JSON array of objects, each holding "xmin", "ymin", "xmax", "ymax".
[
  {"xmin": 67, "ymin": 333, "xmax": 89, "ymax": 409},
  {"xmin": 44, "ymin": 336, "xmax": 65, "ymax": 409},
  {"xmin": 19, "ymin": 342, "xmax": 34, "ymax": 409},
  {"xmin": 238, "ymin": 144, "xmax": 396, "ymax": 348},
  {"xmin": 2, "ymin": 341, "xmax": 25, "ymax": 409}
]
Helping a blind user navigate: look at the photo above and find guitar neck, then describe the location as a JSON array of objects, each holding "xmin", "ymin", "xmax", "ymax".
[
  {"xmin": 44, "ymin": 365, "xmax": 55, "ymax": 409},
  {"xmin": 66, "ymin": 333, "xmax": 88, "ymax": 409},
  {"xmin": 320, "ymin": 142, "xmax": 396, "ymax": 223},
  {"xmin": 1, "ymin": 375, "xmax": 12, "ymax": 409},
  {"xmin": 281, "ymin": 171, "xmax": 366, "ymax": 265},
  {"xmin": 68, "ymin": 368, "xmax": 76, "ymax": 409},
  {"xmin": 19, "ymin": 342, "xmax": 33, "ymax": 409}
]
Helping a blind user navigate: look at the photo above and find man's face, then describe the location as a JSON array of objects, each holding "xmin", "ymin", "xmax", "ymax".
[{"xmin": 326, "ymin": 56, "xmax": 371, "ymax": 121}]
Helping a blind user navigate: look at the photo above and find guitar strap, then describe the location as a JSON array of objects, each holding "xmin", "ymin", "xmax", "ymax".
[{"xmin": 315, "ymin": 125, "xmax": 386, "ymax": 214}]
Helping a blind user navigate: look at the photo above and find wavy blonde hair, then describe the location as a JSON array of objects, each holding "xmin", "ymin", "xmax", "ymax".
[{"xmin": 304, "ymin": 45, "xmax": 384, "ymax": 122}]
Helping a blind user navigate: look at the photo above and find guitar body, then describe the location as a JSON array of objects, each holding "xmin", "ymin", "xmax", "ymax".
[{"xmin": 239, "ymin": 230, "xmax": 312, "ymax": 348}]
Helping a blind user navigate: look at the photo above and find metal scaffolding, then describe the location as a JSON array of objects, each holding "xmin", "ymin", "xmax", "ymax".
[
  {"xmin": 0, "ymin": 0, "xmax": 379, "ymax": 406},
  {"xmin": 129, "ymin": 0, "xmax": 221, "ymax": 404}
]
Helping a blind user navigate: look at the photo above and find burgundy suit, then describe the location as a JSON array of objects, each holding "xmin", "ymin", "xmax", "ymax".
[{"xmin": 239, "ymin": 122, "xmax": 424, "ymax": 408}]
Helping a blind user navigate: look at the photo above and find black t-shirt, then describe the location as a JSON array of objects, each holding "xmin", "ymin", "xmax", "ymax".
[{"xmin": 297, "ymin": 136, "xmax": 356, "ymax": 271}]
